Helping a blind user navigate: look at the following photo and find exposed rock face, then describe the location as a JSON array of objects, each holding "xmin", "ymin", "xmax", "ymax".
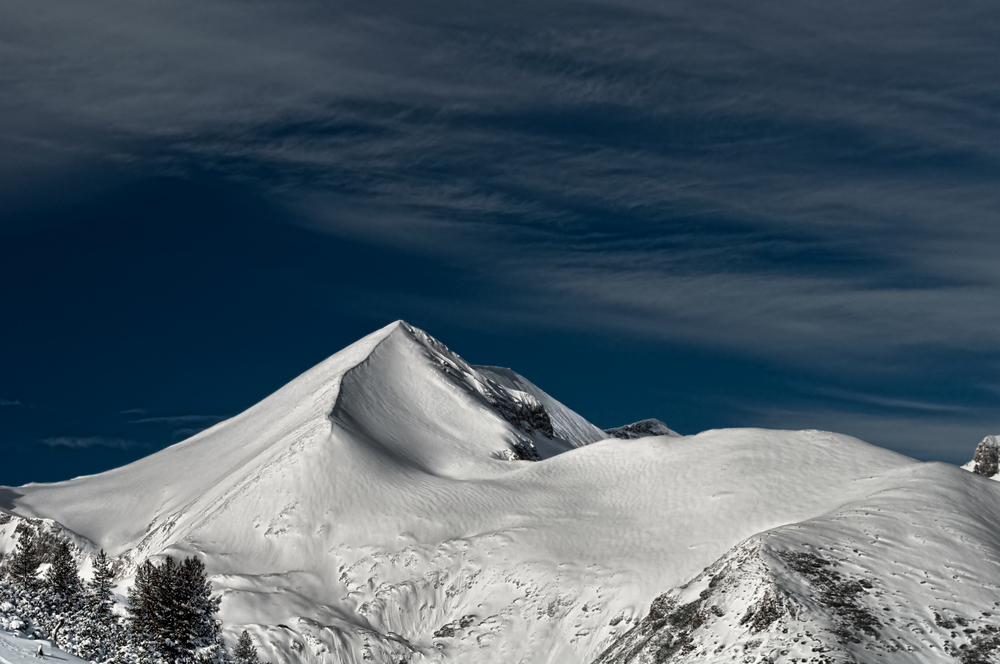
[
  {"xmin": 971, "ymin": 435, "xmax": 1000, "ymax": 478},
  {"xmin": 593, "ymin": 539, "xmax": 791, "ymax": 664},
  {"xmin": 591, "ymin": 537, "xmax": 896, "ymax": 664},
  {"xmin": 494, "ymin": 438, "xmax": 543, "ymax": 461},
  {"xmin": 604, "ymin": 419, "xmax": 679, "ymax": 440},
  {"xmin": 483, "ymin": 389, "xmax": 554, "ymax": 439},
  {"xmin": 410, "ymin": 323, "xmax": 556, "ymax": 440}
]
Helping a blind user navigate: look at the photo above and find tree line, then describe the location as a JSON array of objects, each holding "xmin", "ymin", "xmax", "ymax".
[{"xmin": 0, "ymin": 523, "xmax": 261, "ymax": 664}]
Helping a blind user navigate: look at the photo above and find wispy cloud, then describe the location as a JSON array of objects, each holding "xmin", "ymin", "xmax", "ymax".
[
  {"xmin": 0, "ymin": 399, "xmax": 22, "ymax": 407},
  {"xmin": 5, "ymin": 0, "xmax": 1000, "ymax": 470},
  {"xmin": 120, "ymin": 408, "xmax": 148, "ymax": 416},
  {"xmin": 124, "ymin": 413, "xmax": 229, "ymax": 442},
  {"xmin": 794, "ymin": 387, "xmax": 972, "ymax": 415},
  {"xmin": 128, "ymin": 414, "xmax": 227, "ymax": 426},
  {"xmin": 41, "ymin": 436, "xmax": 139, "ymax": 450}
]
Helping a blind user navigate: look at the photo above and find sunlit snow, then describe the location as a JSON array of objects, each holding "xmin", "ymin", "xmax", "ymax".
[{"xmin": 1, "ymin": 322, "xmax": 996, "ymax": 663}]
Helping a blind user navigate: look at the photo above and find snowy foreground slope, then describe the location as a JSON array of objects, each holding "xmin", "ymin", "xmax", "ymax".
[
  {"xmin": 0, "ymin": 631, "xmax": 89, "ymax": 664},
  {"xmin": 0, "ymin": 322, "xmax": 995, "ymax": 663}
]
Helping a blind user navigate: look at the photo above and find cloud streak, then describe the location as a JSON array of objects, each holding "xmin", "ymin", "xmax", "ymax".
[
  {"xmin": 4, "ymin": 0, "xmax": 1000, "ymax": 461},
  {"xmin": 128, "ymin": 414, "xmax": 228, "ymax": 426},
  {"xmin": 123, "ymin": 413, "xmax": 230, "ymax": 442},
  {"xmin": 41, "ymin": 436, "xmax": 139, "ymax": 450}
]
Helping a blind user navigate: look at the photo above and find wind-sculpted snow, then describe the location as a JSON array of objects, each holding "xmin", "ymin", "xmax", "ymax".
[
  {"xmin": 6, "ymin": 322, "xmax": 403, "ymax": 553},
  {"xmin": 326, "ymin": 322, "xmax": 596, "ymax": 477},
  {"xmin": 0, "ymin": 322, "xmax": 932, "ymax": 663}
]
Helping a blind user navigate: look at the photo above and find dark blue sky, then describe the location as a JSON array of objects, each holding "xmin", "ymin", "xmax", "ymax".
[{"xmin": 2, "ymin": 0, "xmax": 1000, "ymax": 485}]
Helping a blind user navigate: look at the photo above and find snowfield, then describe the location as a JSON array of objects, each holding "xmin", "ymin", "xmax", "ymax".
[{"xmin": 1, "ymin": 321, "xmax": 996, "ymax": 663}]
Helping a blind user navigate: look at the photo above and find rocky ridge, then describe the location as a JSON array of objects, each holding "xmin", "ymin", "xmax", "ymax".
[
  {"xmin": 962, "ymin": 435, "xmax": 1000, "ymax": 480},
  {"xmin": 604, "ymin": 419, "xmax": 679, "ymax": 440},
  {"xmin": 592, "ymin": 460, "xmax": 1000, "ymax": 664}
]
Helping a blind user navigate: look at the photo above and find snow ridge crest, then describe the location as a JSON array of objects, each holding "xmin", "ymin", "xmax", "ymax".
[{"xmin": 398, "ymin": 323, "xmax": 555, "ymax": 443}]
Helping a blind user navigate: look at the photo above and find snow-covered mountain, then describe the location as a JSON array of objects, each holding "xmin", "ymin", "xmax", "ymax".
[{"xmin": 1, "ymin": 322, "xmax": 995, "ymax": 663}]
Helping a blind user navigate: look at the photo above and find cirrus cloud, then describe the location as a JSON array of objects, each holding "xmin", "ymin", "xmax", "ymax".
[{"xmin": 41, "ymin": 436, "xmax": 140, "ymax": 450}]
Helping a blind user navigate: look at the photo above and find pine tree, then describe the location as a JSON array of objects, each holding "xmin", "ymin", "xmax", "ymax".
[
  {"xmin": 90, "ymin": 549, "xmax": 116, "ymax": 617},
  {"xmin": 73, "ymin": 549, "xmax": 121, "ymax": 662},
  {"xmin": 7, "ymin": 527, "xmax": 40, "ymax": 587},
  {"xmin": 44, "ymin": 538, "xmax": 82, "ymax": 600},
  {"xmin": 233, "ymin": 630, "xmax": 258, "ymax": 664},
  {"xmin": 127, "ymin": 558, "xmax": 160, "ymax": 657},
  {"xmin": 2, "ymin": 540, "xmax": 130, "ymax": 663},
  {"xmin": 127, "ymin": 555, "xmax": 225, "ymax": 663},
  {"xmin": 179, "ymin": 556, "xmax": 222, "ymax": 646},
  {"xmin": 152, "ymin": 555, "xmax": 181, "ymax": 658}
]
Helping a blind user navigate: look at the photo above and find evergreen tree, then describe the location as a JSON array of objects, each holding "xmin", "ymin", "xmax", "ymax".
[
  {"xmin": 233, "ymin": 630, "xmax": 258, "ymax": 664},
  {"xmin": 7, "ymin": 527, "xmax": 40, "ymax": 587},
  {"xmin": 74, "ymin": 549, "xmax": 122, "ymax": 662},
  {"xmin": 1, "ymin": 540, "xmax": 135, "ymax": 664},
  {"xmin": 151, "ymin": 555, "xmax": 180, "ymax": 657},
  {"xmin": 44, "ymin": 538, "xmax": 82, "ymax": 600},
  {"xmin": 127, "ymin": 558, "xmax": 161, "ymax": 658},
  {"xmin": 178, "ymin": 556, "xmax": 222, "ymax": 651},
  {"xmin": 127, "ymin": 555, "xmax": 226, "ymax": 663},
  {"xmin": 90, "ymin": 549, "xmax": 116, "ymax": 618}
]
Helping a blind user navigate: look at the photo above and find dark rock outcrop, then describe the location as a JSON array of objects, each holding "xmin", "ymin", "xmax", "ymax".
[
  {"xmin": 971, "ymin": 435, "xmax": 1000, "ymax": 478},
  {"xmin": 591, "ymin": 537, "xmax": 890, "ymax": 664},
  {"xmin": 484, "ymin": 390, "xmax": 554, "ymax": 439},
  {"xmin": 604, "ymin": 419, "xmax": 678, "ymax": 440}
]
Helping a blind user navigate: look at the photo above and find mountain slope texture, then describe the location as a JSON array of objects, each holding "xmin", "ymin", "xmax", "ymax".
[{"xmin": 0, "ymin": 322, "xmax": 994, "ymax": 664}]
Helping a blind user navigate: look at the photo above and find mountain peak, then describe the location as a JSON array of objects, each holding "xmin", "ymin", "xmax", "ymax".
[
  {"xmin": 963, "ymin": 434, "xmax": 1000, "ymax": 479},
  {"xmin": 328, "ymin": 320, "xmax": 607, "ymax": 474}
]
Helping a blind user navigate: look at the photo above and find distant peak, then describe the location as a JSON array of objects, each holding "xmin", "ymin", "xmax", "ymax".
[
  {"xmin": 604, "ymin": 419, "xmax": 679, "ymax": 440},
  {"xmin": 967, "ymin": 435, "xmax": 1000, "ymax": 478}
]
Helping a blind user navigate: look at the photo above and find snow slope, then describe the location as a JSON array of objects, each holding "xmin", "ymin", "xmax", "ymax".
[
  {"xmin": 595, "ymin": 462, "xmax": 1000, "ymax": 664},
  {"xmin": 0, "ymin": 322, "xmax": 934, "ymax": 663},
  {"xmin": 0, "ymin": 631, "xmax": 88, "ymax": 664}
]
